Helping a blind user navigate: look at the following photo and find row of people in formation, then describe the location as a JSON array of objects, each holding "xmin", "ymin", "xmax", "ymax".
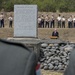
[
  {"xmin": 38, "ymin": 14, "xmax": 75, "ymax": 28},
  {"xmin": 0, "ymin": 12, "xmax": 13, "ymax": 28}
]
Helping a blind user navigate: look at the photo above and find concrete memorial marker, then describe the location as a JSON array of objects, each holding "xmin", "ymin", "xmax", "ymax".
[{"xmin": 14, "ymin": 5, "xmax": 38, "ymax": 37}]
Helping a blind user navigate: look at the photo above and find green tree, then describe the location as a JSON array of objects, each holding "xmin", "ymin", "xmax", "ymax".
[{"xmin": 0, "ymin": 0, "xmax": 75, "ymax": 12}]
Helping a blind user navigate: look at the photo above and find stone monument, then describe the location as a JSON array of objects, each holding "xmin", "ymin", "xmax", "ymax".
[
  {"xmin": 14, "ymin": 5, "xmax": 38, "ymax": 37},
  {"xmin": 12, "ymin": 5, "xmax": 41, "ymax": 58}
]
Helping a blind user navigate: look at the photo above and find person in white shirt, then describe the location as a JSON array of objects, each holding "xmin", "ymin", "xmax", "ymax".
[
  {"xmin": 45, "ymin": 15, "xmax": 49, "ymax": 28},
  {"xmin": 41, "ymin": 15, "xmax": 45, "ymax": 28},
  {"xmin": 0, "ymin": 13, "xmax": 4, "ymax": 28},
  {"xmin": 0, "ymin": 14, "xmax": 2, "ymax": 28},
  {"xmin": 57, "ymin": 14, "xmax": 61, "ymax": 28},
  {"xmin": 50, "ymin": 15, "xmax": 55, "ymax": 28},
  {"xmin": 38, "ymin": 16, "xmax": 41, "ymax": 28},
  {"xmin": 8, "ymin": 15, "xmax": 13, "ymax": 28},
  {"xmin": 68, "ymin": 15, "xmax": 73, "ymax": 28},
  {"xmin": 73, "ymin": 16, "xmax": 75, "ymax": 28},
  {"xmin": 61, "ymin": 16, "xmax": 66, "ymax": 28}
]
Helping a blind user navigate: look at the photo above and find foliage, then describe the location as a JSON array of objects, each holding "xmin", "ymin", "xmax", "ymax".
[{"xmin": 0, "ymin": 0, "xmax": 75, "ymax": 12}]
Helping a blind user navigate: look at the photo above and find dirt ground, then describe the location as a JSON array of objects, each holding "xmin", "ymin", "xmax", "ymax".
[
  {"xmin": 41, "ymin": 69, "xmax": 63, "ymax": 75},
  {"xmin": 1, "ymin": 27, "xmax": 75, "ymax": 43}
]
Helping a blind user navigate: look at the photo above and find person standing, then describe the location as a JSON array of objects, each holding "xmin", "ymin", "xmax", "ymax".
[
  {"xmin": 52, "ymin": 28, "xmax": 59, "ymax": 37},
  {"xmin": 50, "ymin": 15, "xmax": 55, "ymax": 28},
  {"xmin": 68, "ymin": 17, "xmax": 71, "ymax": 28},
  {"xmin": 1, "ymin": 13, "xmax": 4, "ymax": 28},
  {"xmin": 41, "ymin": 15, "xmax": 45, "ymax": 28},
  {"xmin": 38, "ymin": 16, "xmax": 41, "ymax": 28},
  {"xmin": 61, "ymin": 16, "xmax": 66, "ymax": 28},
  {"xmin": 0, "ymin": 14, "xmax": 2, "ymax": 28},
  {"xmin": 36, "ymin": 62, "xmax": 42, "ymax": 75},
  {"xmin": 68, "ymin": 15, "xmax": 73, "ymax": 28},
  {"xmin": 73, "ymin": 16, "xmax": 75, "ymax": 28},
  {"xmin": 8, "ymin": 15, "xmax": 13, "ymax": 28},
  {"xmin": 57, "ymin": 14, "xmax": 61, "ymax": 28},
  {"xmin": 45, "ymin": 15, "xmax": 49, "ymax": 28}
]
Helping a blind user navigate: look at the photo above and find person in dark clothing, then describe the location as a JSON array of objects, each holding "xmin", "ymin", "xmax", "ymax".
[
  {"xmin": 52, "ymin": 28, "xmax": 59, "ymax": 37},
  {"xmin": 73, "ymin": 16, "xmax": 75, "ymax": 28},
  {"xmin": 61, "ymin": 16, "xmax": 65, "ymax": 28},
  {"xmin": 64, "ymin": 48, "xmax": 75, "ymax": 75},
  {"xmin": 68, "ymin": 15, "xmax": 73, "ymax": 28},
  {"xmin": 45, "ymin": 15, "xmax": 49, "ymax": 28},
  {"xmin": 1, "ymin": 13, "xmax": 4, "ymax": 28},
  {"xmin": 57, "ymin": 14, "xmax": 61, "ymax": 28},
  {"xmin": 8, "ymin": 15, "xmax": 13, "ymax": 28},
  {"xmin": 41, "ymin": 15, "xmax": 44, "ymax": 28},
  {"xmin": 50, "ymin": 15, "xmax": 55, "ymax": 28}
]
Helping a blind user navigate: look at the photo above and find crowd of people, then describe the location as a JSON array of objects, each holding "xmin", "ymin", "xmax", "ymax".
[
  {"xmin": 0, "ymin": 12, "xmax": 13, "ymax": 28},
  {"xmin": 1, "ymin": 12, "xmax": 75, "ymax": 29},
  {"xmin": 38, "ymin": 14, "xmax": 75, "ymax": 28}
]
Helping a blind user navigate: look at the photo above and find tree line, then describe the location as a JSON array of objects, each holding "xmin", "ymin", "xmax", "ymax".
[{"xmin": 0, "ymin": 0, "xmax": 75, "ymax": 12}]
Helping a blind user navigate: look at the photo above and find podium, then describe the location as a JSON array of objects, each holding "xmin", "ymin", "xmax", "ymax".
[{"xmin": 50, "ymin": 36, "xmax": 58, "ymax": 39}]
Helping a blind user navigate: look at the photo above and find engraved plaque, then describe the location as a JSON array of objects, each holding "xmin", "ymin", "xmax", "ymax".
[{"xmin": 14, "ymin": 5, "xmax": 37, "ymax": 37}]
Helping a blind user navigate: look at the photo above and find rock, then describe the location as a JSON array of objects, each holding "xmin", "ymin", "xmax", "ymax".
[
  {"xmin": 40, "ymin": 63, "xmax": 44, "ymax": 69},
  {"xmin": 54, "ymin": 57, "xmax": 60, "ymax": 61},
  {"xmin": 64, "ymin": 45, "xmax": 73, "ymax": 51},
  {"xmin": 41, "ymin": 43, "xmax": 48, "ymax": 48},
  {"xmin": 46, "ymin": 56, "xmax": 50, "ymax": 60},
  {"xmin": 54, "ymin": 61, "xmax": 59, "ymax": 66},
  {"xmin": 59, "ymin": 47, "xmax": 64, "ymax": 51},
  {"xmin": 43, "ymin": 63, "xmax": 47, "ymax": 66},
  {"xmin": 44, "ymin": 66, "xmax": 48, "ymax": 70},
  {"xmin": 52, "ymin": 46, "xmax": 56, "ymax": 49},
  {"xmin": 58, "ymin": 64, "xmax": 62, "ymax": 70},
  {"xmin": 63, "ymin": 52, "xmax": 67, "ymax": 56},
  {"xmin": 66, "ymin": 56, "xmax": 69, "ymax": 60},
  {"xmin": 46, "ymin": 46, "xmax": 52, "ymax": 49},
  {"xmin": 62, "ymin": 58, "xmax": 66, "ymax": 62},
  {"xmin": 40, "ymin": 42, "xmax": 74, "ymax": 71},
  {"xmin": 54, "ymin": 44, "xmax": 59, "ymax": 47},
  {"xmin": 48, "ymin": 52, "xmax": 52, "ymax": 56},
  {"xmin": 54, "ymin": 66, "xmax": 58, "ymax": 70},
  {"xmin": 48, "ymin": 63, "xmax": 54, "ymax": 70},
  {"xmin": 40, "ymin": 58, "xmax": 45, "ymax": 62},
  {"xmin": 46, "ymin": 59, "xmax": 51, "ymax": 63},
  {"xmin": 48, "ymin": 44, "xmax": 54, "ymax": 47}
]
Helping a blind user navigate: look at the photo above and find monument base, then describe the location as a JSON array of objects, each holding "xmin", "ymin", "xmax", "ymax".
[
  {"xmin": 7, "ymin": 37, "xmax": 64, "ymax": 58},
  {"xmin": 7, "ymin": 37, "xmax": 41, "ymax": 58}
]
